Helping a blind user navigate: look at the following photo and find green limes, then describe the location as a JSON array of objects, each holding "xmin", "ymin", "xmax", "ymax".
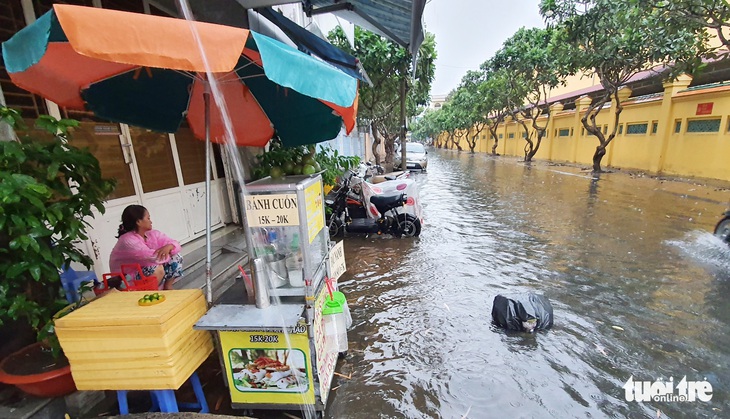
[
  {"xmin": 269, "ymin": 166, "xmax": 284, "ymax": 180},
  {"xmin": 302, "ymin": 164, "xmax": 316, "ymax": 175},
  {"xmin": 282, "ymin": 161, "xmax": 295, "ymax": 175}
]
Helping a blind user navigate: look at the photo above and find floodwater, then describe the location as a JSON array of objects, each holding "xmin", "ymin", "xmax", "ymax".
[{"xmin": 325, "ymin": 149, "xmax": 730, "ymax": 418}]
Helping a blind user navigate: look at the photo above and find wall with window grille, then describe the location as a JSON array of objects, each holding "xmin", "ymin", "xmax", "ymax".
[{"xmin": 448, "ymin": 81, "xmax": 730, "ymax": 182}]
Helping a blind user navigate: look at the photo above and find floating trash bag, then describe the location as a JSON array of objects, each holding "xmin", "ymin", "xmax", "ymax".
[{"xmin": 491, "ymin": 293, "xmax": 554, "ymax": 333}]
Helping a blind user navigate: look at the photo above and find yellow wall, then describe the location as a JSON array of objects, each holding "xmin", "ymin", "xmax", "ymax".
[{"xmin": 441, "ymin": 78, "xmax": 730, "ymax": 182}]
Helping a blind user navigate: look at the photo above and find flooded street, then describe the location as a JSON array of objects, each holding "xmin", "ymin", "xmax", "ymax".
[{"xmin": 326, "ymin": 149, "xmax": 730, "ymax": 418}]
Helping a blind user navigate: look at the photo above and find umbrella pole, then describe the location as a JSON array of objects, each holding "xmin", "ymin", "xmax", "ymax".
[{"xmin": 204, "ymin": 80, "xmax": 213, "ymax": 304}]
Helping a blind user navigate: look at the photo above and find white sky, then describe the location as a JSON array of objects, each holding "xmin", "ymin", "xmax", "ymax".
[{"xmin": 423, "ymin": 0, "xmax": 545, "ymax": 95}]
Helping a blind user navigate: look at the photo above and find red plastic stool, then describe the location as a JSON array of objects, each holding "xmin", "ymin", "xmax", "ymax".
[{"xmin": 116, "ymin": 371, "xmax": 208, "ymax": 415}]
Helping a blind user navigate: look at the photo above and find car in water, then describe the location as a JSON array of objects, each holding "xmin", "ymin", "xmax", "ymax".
[{"xmin": 394, "ymin": 142, "xmax": 428, "ymax": 171}]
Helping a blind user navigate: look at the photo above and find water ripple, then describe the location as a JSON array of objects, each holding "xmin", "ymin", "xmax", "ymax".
[{"xmin": 327, "ymin": 151, "xmax": 730, "ymax": 419}]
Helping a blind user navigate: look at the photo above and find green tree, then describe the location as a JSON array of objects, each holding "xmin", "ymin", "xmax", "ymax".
[
  {"xmin": 410, "ymin": 108, "xmax": 441, "ymax": 144},
  {"xmin": 649, "ymin": 0, "xmax": 730, "ymax": 50},
  {"xmin": 439, "ymin": 95, "xmax": 471, "ymax": 152},
  {"xmin": 540, "ymin": 0, "xmax": 709, "ymax": 172},
  {"xmin": 492, "ymin": 27, "xmax": 571, "ymax": 162},
  {"xmin": 329, "ymin": 28, "xmax": 436, "ymax": 169},
  {"xmin": 449, "ymin": 70, "xmax": 492, "ymax": 153},
  {"xmin": 479, "ymin": 66, "xmax": 513, "ymax": 156},
  {"xmin": 0, "ymin": 107, "xmax": 115, "ymax": 337}
]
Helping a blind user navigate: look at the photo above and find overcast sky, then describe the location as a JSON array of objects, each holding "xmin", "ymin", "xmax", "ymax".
[{"xmin": 423, "ymin": 0, "xmax": 545, "ymax": 96}]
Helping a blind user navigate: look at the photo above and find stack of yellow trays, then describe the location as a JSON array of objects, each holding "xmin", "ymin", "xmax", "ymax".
[{"xmin": 55, "ymin": 289, "xmax": 213, "ymax": 390}]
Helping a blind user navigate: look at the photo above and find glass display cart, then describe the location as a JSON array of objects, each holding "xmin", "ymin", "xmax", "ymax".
[{"xmin": 195, "ymin": 174, "xmax": 339, "ymax": 415}]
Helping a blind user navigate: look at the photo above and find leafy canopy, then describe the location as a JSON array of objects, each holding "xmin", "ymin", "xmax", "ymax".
[{"xmin": 0, "ymin": 107, "xmax": 115, "ymax": 334}]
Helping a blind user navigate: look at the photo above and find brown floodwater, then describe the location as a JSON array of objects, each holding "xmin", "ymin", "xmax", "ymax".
[{"xmin": 324, "ymin": 149, "xmax": 730, "ymax": 418}]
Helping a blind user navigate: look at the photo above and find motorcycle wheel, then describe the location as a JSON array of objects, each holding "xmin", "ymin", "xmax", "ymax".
[
  {"xmin": 328, "ymin": 216, "xmax": 344, "ymax": 238},
  {"xmin": 397, "ymin": 214, "xmax": 421, "ymax": 237},
  {"xmin": 714, "ymin": 216, "xmax": 730, "ymax": 244}
]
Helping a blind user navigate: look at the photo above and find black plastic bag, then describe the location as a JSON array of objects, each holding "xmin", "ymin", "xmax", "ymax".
[{"xmin": 492, "ymin": 293, "xmax": 553, "ymax": 332}]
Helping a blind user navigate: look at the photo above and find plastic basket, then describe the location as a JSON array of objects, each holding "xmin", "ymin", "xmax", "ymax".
[{"xmin": 94, "ymin": 264, "xmax": 158, "ymax": 295}]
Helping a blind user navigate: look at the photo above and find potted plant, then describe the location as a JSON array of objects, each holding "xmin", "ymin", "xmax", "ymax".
[{"xmin": 0, "ymin": 107, "xmax": 115, "ymax": 397}]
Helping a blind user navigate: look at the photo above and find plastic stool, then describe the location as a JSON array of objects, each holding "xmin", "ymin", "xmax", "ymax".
[
  {"xmin": 60, "ymin": 266, "xmax": 97, "ymax": 303},
  {"xmin": 116, "ymin": 371, "xmax": 208, "ymax": 415}
]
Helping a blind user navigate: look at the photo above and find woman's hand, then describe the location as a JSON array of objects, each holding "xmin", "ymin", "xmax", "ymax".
[{"xmin": 154, "ymin": 244, "xmax": 175, "ymax": 262}]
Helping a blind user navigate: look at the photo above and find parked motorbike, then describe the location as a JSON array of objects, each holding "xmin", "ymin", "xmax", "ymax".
[
  {"xmin": 715, "ymin": 210, "xmax": 730, "ymax": 244},
  {"xmin": 325, "ymin": 170, "xmax": 421, "ymax": 238}
]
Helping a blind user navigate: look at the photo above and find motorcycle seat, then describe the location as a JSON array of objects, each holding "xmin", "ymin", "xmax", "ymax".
[{"xmin": 370, "ymin": 194, "xmax": 406, "ymax": 212}]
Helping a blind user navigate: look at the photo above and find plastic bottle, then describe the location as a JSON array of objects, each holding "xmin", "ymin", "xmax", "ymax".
[{"xmin": 286, "ymin": 232, "xmax": 304, "ymax": 287}]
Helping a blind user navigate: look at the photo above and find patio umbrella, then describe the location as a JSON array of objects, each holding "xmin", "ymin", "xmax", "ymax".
[{"xmin": 1, "ymin": 4, "xmax": 359, "ymax": 302}]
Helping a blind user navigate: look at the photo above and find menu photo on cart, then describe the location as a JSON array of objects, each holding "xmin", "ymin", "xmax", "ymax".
[{"xmin": 228, "ymin": 348, "xmax": 309, "ymax": 392}]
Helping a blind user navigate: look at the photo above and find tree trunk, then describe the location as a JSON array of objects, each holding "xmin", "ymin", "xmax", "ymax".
[
  {"xmin": 526, "ymin": 131, "xmax": 544, "ymax": 162},
  {"xmin": 592, "ymin": 145, "xmax": 606, "ymax": 172},
  {"xmin": 371, "ymin": 123, "xmax": 382, "ymax": 165},
  {"xmin": 384, "ymin": 134, "xmax": 396, "ymax": 172}
]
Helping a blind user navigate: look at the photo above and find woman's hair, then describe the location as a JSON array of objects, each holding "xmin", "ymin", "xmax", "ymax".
[{"xmin": 117, "ymin": 204, "xmax": 147, "ymax": 238}]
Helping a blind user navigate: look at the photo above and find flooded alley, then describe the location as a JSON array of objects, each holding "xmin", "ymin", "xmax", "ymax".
[{"xmin": 326, "ymin": 149, "xmax": 730, "ymax": 418}]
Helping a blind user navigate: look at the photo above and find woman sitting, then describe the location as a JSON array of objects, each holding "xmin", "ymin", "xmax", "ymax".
[{"xmin": 109, "ymin": 205, "xmax": 183, "ymax": 290}]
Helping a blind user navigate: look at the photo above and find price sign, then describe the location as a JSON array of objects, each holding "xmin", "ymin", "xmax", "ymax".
[
  {"xmin": 244, "ymin": 194, "xmax": 300, "ymax": 227},
  {"xmin": 328, "ymin": 240, "xmax": 346, "ymax": 281}
]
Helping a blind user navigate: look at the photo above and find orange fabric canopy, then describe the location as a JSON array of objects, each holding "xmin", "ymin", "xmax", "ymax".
[{"xmin": 54, "ymin": 4, "xmax": 248, "ymax": 73}]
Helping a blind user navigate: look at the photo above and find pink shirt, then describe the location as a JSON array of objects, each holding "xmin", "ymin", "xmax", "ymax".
[{"xmin": 108, "ymin": 230, "xmax": 181, "ymax": 273}]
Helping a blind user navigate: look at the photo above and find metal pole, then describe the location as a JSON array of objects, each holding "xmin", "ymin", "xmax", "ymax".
[
  {"xmin": 204, "ymin": 81, "xmax": 213, "ymax": 303},
  {"xmin": 399, "ymin": 75, "xmax": 407, "ymax": 171}
]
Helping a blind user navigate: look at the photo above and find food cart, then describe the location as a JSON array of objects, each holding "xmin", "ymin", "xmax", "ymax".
[{"xmin": 195, "ymin": 174, "xmax": 344, "ymax": 414}]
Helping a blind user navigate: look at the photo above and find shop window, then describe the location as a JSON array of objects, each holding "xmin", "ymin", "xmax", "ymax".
[
  {"xmin": 129, "ymin": 127, "xmax": 179, "ymax": 193},
  {"xmin": 674, "ymin": 120, "xmax": 682, "ymax": 133},
  {"xmin": 626, "ymin": 123, "xmax": 648, "ymax": 135},
  {"xmin": 69, "ymin": 123, "xmax": 135, "ymax": 200},
  {"xmin": 686, "ymin": 118, "xmax": 721, "ymax": 133},
  {"xmin": 558, "ymin": 128, "xmax": 570, "ymax": 137},
  {"xmin": 175, "ymin": 127, "xmax": 208, "ymax": 185}
]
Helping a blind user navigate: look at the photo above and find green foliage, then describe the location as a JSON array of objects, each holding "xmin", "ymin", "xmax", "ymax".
[
  {"xmin": 250, "ymin": 139, "xmax": 359, "ymax": 187},
  {"xmin": 489, "ymin": 26, "xmax": 573, "ymax": 160},
  {"xmin": 648, "ymin": 0, "xmax": 730, "ymax": 50},
  {"xmin": 410, "ymin": 109, "xmax": 441, "ymax": 143},
  {"xmin": 38, "ymin": 281, "xmax": 95, "ymax": 358},
  {"xmin": 328, "ymin": 27, "xmax": 436, "ymax": 165},
  {"xmin": 540, "ymin": 0, "xmax": 710, "ymax": 171},
  {"xmin": 0, "ymin": 107, "xmax": 115, "ymax": 345}
]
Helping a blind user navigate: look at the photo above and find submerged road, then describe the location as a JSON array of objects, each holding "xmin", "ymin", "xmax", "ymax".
[{"xmin": 326, "ymin": 149, "xmax": 730, "ymax": 418}]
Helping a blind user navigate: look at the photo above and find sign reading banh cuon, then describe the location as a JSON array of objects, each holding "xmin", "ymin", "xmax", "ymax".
[{"xmin": 244, "ymin": 193, "xmax": 300, "ymax": 227}]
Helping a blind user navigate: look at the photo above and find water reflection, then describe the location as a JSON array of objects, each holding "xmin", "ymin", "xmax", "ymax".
[{"xmin": 327, "ymin": 150, "xmax": 730, "ymax": 418}]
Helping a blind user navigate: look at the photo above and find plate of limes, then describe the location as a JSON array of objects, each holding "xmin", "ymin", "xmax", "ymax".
[{"xmin": 138, "ymin": 292, "xmax": 165, "ymax": 306}]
